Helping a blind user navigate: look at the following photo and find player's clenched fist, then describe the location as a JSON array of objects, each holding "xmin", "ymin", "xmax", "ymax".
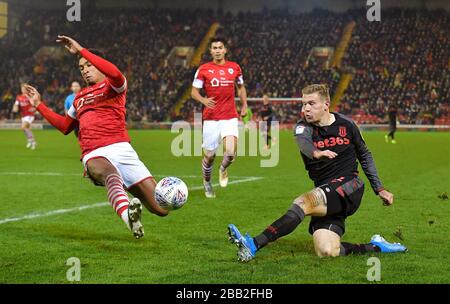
[{"xmin": 379, "ymin": 190, "xmax": 394, "ymax": 206}]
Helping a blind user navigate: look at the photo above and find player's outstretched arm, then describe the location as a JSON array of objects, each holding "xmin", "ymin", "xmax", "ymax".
[
  {"xmin": 56, "ymin": 35, "xmax": 125, "ymax": 89},
  {"xmin": 351, "ymin": 122, "xmax": 392, "ymax": 205},
  {"xmin": 24, "ymin": 85, "xmax": 76, "ymax": 135}
]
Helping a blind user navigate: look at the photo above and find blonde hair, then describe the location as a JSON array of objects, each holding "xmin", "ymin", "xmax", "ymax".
[{"xmin": 302, "ymin": 84, "xmax": 330, "ymax": 102}]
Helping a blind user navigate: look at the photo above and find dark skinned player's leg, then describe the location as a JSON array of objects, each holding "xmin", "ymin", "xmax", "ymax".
[
  {"xmin": 86, "ymin": 157, "xmax": 117, "ymax": 184},
  {"xmin": 128, "ymin": 177, "xmax": 169, "ymax": 217},
  {"xmin": 86, "ymin": 157, "xmax": 142, "ymax": 236}
]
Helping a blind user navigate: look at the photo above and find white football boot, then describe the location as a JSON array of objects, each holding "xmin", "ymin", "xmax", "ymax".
[
  {"xmin": 219, "ymin": 167, "xmax": 228, "ymax": 188},
  {"xmin": 203, "ymin": 180, "xmax": 216, "ymax": 198},
  {"xmin": 128, "ymin": 198, "xmax": 144, "ymax": 239}
]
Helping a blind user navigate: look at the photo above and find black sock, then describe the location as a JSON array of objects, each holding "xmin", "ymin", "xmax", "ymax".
[
  {"xmin": 388, "ymin": 131, "xmax": 394, "ymax": 139},
  {"xmin": 340, "ymin": 242, "xmax": 381, "ymax": 256},
  {"xmin": 253, "ymin": 204, "xmax": 305, "ymax": 250}
]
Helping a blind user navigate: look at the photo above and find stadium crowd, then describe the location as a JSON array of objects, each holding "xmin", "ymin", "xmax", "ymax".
[
  {"xmin": 0, "ymin": 8, "xmax": 212, "ymax": 121},
  {"xmin": 1, "ymin": 7, "xmax": 448, "ymax": 125},
  {"xmin": 181, "ymin": 9, "xmax": 344, "ymax": 123},
  {"xmin": 338, "ymin": 8, "xmax": 449, "ymax": 124}
]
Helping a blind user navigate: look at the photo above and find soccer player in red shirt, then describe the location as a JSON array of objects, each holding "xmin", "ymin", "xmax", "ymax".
[
  {"xmin": 24, "ymin": 35, "xmax": 169, "ymax": 239},
  {"xmin": 191, "ymin": 38, "xmax": 248, "ymax": 198},
  {"xmin": 12, "ymin": 83, "xmax": 37, "ymax": 150}
]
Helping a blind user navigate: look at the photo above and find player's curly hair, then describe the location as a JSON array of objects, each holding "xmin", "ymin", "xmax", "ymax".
[{"xmin": 302, "ymin": 84, "xmax": 330, "ymax": 101}]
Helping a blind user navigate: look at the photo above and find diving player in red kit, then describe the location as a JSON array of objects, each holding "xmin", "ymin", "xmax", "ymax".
[{"xmin": 24, "ymin": 35, "xmax": 169, "ymax": 239}]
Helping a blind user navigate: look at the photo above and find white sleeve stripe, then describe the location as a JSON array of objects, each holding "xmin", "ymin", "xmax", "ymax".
[
  {"xmin": 110, "ymin": 78, "xmax": 127, "ymax": 93},
  {"xmin": 192, "ymin": 79, "xmax": 204, "ymax": 89},
  {"xmin": 67, "ymin": 105, "xmax": 77, "ymax": 119},
  {"xmin": 237, "ymin": 76, "xmax": 244, "ymax": 85}
]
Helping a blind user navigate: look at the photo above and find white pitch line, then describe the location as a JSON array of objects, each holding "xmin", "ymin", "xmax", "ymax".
[
  {"xmin": 0, "ymin": 202, "xmax": 109, "ymax": 225},
  {"xmin": 0, "ymin": 172, "xmax": 261, "ymax": 179},
  {"xmin": 189, "ymin": 176, "xmax": 263, "ymax": 190},
  {"xmin": 0, "ymin": 176, "xmax": 263, "ymax": 225},
  {"xmin": 0, "ymin": 172, "xmax": 80, "ymax": 176}
]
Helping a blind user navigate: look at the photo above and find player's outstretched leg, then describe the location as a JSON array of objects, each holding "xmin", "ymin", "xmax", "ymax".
[
  {"xmin": 202, "ymin": 150, "xmax": 216, "ymax": 198},
  {"xmin": 227, "ymin": 188, "xmax": 326, "ymax": 262},
  {"xmin": 219, "ymin": 136, "xmax": 236, "ymax": 188},
  {"xmin": 87, "ymin": 157, "xmax": 144, "ymax": 238},
  {"xmin": 227, "ymin": 204, "xmax": 305, "ymax": 262},
  {"xmin": 228, "ymin": 224, "xmax": 257, "ymax": 262}
]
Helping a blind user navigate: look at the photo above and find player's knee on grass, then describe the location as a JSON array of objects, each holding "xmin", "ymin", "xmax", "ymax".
[
  {"xmin": 313, "ymin": 229, "xmax": 341, "ymax": 257},
  {"xmin": 293, "ymin": 187, "xmax": 327, "ymax": 216}
]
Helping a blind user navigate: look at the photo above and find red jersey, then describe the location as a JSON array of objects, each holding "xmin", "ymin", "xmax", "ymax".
[
  {"xmin": 67, "ymin": 78, "xmax": 130, "ymax": 158},
  {"xmin": 192, "ymin": 61, "xmax": 244, "ymax": 120},
  {"xmin": 15, "ymin": 95, "xmax": 36, "ymax": 117}
]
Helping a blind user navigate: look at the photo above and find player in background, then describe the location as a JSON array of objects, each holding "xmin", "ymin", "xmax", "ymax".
[
  {"xmin": 228, "ymin": 84, "xmax": 407, "ymax": 262},
  {"xmin": 64, "ymin": 81, "xmax": 81, "ymax": 137},
  {"xmin": 12, "ymin": 83, "xmax": 37, "ymax": 150},
  {"xmin": 259, "ymin": 94, "xmax": 273, "ymax": 149},
  {"xmin": 24, "ymin": 35, "xmax": 169, "ymax": 239},
  {"xmin": 385, "ymin": 103, "xmax": 398, "ymax": 144},
  {"xmin": 191, "ymin": 37, "xmax": 248, "ymax": 198}
]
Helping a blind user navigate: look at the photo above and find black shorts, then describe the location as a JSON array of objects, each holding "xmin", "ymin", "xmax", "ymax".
[{"xmin": 309, "ymin": 175, "xmax": 365, "ymax": 237}]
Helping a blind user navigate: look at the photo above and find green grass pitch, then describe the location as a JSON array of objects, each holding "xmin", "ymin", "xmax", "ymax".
[{"xmin": 0, "ymin": 129, "xmax": 449, "ymax": 283}]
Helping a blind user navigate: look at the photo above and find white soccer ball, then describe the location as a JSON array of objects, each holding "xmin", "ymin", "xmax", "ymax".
[{"xmin": 154, "ymin": 177, "xmax": 188, "ymax": 210}]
